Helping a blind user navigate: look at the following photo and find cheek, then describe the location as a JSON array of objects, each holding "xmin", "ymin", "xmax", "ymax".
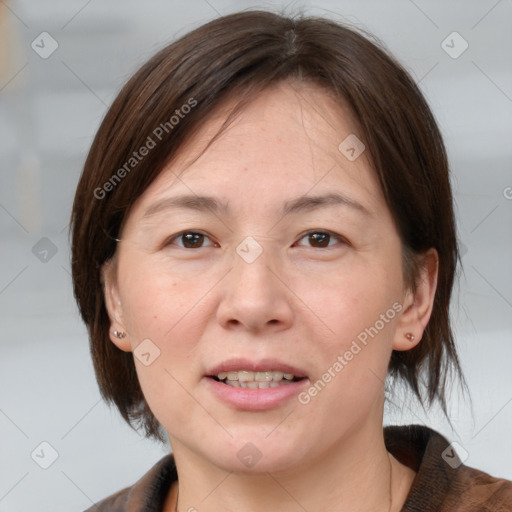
[
  {"xmin": 295, "ymin": 258, "xmax": 401, "ymax": 345},
  {"xmin": 115, "ymin": 253, "xmax": 216, "ymax": 401},
  {"xmin": 121, "ymin": 271, "xmax": 210, "ymax": 433},
  {"xmin": 293, "ymin": 260, "xmax": 400, "ymax": 404},
  {"xmin": 118, "ymin": 253, "xmax": 216, "ymax": 340},
  {"xmin": 120, "ymin": 270, "xmax": 206, "ymax": 376}
]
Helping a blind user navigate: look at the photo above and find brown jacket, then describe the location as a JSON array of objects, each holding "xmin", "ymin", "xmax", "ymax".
[{"xmin": 85, "ymin": 425, "xmax": 512, "ymax": 511}]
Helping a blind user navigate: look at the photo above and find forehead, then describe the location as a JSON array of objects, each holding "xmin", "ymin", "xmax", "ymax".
[{"xmin": 129, "ymin": 80, "xmax": 385, "ymax": 220}]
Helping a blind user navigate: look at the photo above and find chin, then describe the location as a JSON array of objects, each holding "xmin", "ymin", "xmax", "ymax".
[{"xmin": 203, "ymin": 434, "xmax": 304, "ymax": 475}]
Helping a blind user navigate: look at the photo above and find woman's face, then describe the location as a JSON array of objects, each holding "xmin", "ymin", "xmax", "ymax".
[{"xmin": 104, "ymin": 81, "xmax": 424, "ymax": 473}]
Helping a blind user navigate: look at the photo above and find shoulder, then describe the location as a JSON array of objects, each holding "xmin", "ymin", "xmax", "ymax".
[
  {"xmin": 448, "ymin": 463, "xmax": 512, "ymax": 510},
  {"xmin": 82, "ymin": 454, "xmax": 177, "ymax": 512},
  {"xmin": 384, "ymin": 424, "xmax": 512, "ymax": 511},
  {"xmin": 83, "ymin": 486, "xmax": 130, "ymax": 512}
]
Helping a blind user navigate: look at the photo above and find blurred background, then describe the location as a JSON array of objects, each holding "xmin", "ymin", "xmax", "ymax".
[{"xmin": 0, "ymin": 0, "xmax": 511, "ymax": 510}]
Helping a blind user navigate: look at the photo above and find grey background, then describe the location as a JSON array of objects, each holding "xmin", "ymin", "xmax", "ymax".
[{"xmin": 0, "ymin": 0, "xmax": 511, "ymax": 510}]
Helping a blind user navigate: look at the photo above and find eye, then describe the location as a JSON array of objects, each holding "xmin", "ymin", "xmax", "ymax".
[
  {"xmin": 165, "ymin": 231, "xmax": 217, "ymax": 249},
  {"xmin": 294, "ymin": 230, "xmax": 347, "ymax": 249}
]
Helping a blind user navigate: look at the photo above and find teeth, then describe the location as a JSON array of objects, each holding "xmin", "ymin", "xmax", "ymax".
[
  {"xmin": 238, "ymin": 371, "xmax": 253, "ymax": 382},
  {"xmin": 215, "ymin": 370, "xmax": 299, "ymax": 384},
  {"xmin": 273, "ymin": 371, "xmax": 284, "ymax": 381},
  {"xmin": 224, "ymin": 379, "xmax": 291, "ymax": 389},
  {"xmin": 255, "ymin": 371, "xmax": 272, "ymax": 382}
]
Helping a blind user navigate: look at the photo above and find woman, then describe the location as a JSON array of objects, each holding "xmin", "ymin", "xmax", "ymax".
[{"xmin": 70, "ymin": 10, "xmax": 512, "ymax": 511}]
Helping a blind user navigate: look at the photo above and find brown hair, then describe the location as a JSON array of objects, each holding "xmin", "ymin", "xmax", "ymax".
[{"xmin": 70, "ymin": 9, "xmax": 464, "ymax": 440}]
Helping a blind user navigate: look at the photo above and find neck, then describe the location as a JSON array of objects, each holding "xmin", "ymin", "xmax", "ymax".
[{"xmin": 166, "ymin": 419, "xmax": 409, "ymax": 512}]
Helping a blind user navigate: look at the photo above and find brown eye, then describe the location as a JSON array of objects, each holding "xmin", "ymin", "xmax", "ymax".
[
  {"xmin": 295, "ymin": 230, "xmax": 345, "ymax": 249},
  {"xmin": 166, "ymin": 231, "xmax": 215, "ymax": 249}
]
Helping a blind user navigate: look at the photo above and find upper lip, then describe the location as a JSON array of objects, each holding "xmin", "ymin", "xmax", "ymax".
[{"xmin": 206, "ymin": 358, "xmax": 308, "ymax": 378}]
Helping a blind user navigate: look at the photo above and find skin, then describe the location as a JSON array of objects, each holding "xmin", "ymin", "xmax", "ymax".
[{"xmin": 103, "ymin": 80, "xmax": 438, "ymax": 512}]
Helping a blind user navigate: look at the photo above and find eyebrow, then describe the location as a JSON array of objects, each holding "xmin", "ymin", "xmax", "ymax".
[{"xmin": 142, "ymin": 192, "xmax": 372, "ymax": 219}]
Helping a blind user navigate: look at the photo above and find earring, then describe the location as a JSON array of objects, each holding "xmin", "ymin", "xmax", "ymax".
[
  {"xmin": 405, "ymin": 332, "xmax": 415, "ymax": 342},
  {"xmin": 113, "ymin": 330, "xmax": 126, "ymax": 339}
]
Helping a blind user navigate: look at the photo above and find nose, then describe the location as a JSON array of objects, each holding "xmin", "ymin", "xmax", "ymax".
[{"xmin": 215, "ymin": 242, "xmax": 294, "ymax": 333}]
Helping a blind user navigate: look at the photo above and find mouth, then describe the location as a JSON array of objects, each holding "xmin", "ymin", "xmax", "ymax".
[
  {"xmin": 208, "ymin": 370, "xmax": 307, "ymax": 390},
  {"xmin": 204, "ymin": 358, "xmax": 310, "ymax": 410},
  {"xmin": 205, "ymin": 358, "xmax": 309, "ymax": 390}
]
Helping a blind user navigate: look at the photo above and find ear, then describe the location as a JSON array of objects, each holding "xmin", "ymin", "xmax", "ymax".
[
  {"xmin": 101, "ymin": 258, "xmax": 132, "ymax": 352},
  {"xmin": 393, "ymin": 248, "xmax": 438, "ymax": 351}
]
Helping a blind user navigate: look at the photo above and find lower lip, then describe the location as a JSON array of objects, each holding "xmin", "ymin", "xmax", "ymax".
[{"xmin": 204, "ymin": 377, "xmax": 309, "ymax": 410}]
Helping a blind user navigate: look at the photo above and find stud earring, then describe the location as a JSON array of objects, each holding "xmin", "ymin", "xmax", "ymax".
[
  {"xmin": 405, "ymin": 332, "xmax": 415, "ymax": 342},
  {"xmin": 113, "ymin": 330, "xmax": 126, "ymax": 339}
]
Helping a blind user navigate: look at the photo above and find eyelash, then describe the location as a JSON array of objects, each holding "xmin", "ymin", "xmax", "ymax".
[{"xmin": 164, "ymin": 230, "xmax": 348, "ymax": 250}]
